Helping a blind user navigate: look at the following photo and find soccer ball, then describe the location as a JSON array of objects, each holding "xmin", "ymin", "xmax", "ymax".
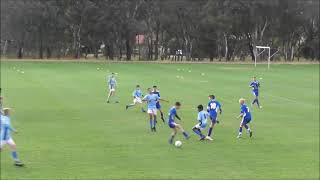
[{"xmin": 175, "ymin": 141, "xmax": 182, "ymax": 148}]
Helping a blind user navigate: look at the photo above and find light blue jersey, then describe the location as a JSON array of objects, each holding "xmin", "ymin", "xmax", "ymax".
[
  {"xmin": 0, "ymin": 115, "xmax": 14, "ymax": 141},
  {"xmin": 107, "ymin": 76, "xmax": 117, "ymax": 86},
  {"xmin": 143, "ymin": 94, "xmax": 159, "ymax": 109},
  {"xmin": 197, "ymin": 110, "xmax": 208, "ymax": 128},
  {"xmin": 132, "ymin": 89, "xmax": 143, "ymax": 98}
]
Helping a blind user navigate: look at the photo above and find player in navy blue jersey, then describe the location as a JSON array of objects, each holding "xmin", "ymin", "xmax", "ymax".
[
  {"xmin": 206, "ymin": 95, "xmax": 222, "ymax": 140},
  {"xmin": 237, "ymin": 98, "xmax": 253, "ymax": 138},
  {"xmin": 250, "ymin": 76, "xmax": 261, "ymax": 108},
  {"xmin": 152, "ymin": 86, "xmax": 165, "ymax": 122},
  {"xmin": 167, "ymin": 102, "xmax": 190, "ymax": 144}
]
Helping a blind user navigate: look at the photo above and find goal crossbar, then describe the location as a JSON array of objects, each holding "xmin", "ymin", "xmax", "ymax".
[{"xmin": 255, "ymin": 45, "xmax": 271, "ymax": 69}]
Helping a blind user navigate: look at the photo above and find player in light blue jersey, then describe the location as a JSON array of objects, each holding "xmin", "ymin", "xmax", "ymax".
[
  {"xmin": 0, "ymin": 108, "xmax": 24, "ymax": 166},
  {"xmin": 206, "ymin": 95, "xmax": 222, "ymax": 140},
  {"xmin": 250, "ymin": 76, "xmax": 261, "ymax": 108},
  {"xmin": 143, "ymin": 88, "xmax": 169, "ymax": 132},
  {"xmin": 106, "ymin": 73, "xmax": 119, "ymax": 103},
  {"xmin": 237, "ymin": 98, "xmax": 253, "ymax": 138},
  {"xmin": 192, "ymin": 105, "xmax": 210, "ymax": 140},
  {"xmin": 167, "ymin": 102, "xmax": 190, "ymax": 144},
  {"xmin": 152, "ymin": 86, "xmax": 165, "ymax": 122},
  {"xmin": 126, "ymin": 85, "xmax": 146, "ymax": 112}
]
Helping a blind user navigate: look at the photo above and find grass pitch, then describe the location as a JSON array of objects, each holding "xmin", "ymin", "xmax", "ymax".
[{"xmin": 0, "ymin": 61, "xmax": 319, "ymax": 180}]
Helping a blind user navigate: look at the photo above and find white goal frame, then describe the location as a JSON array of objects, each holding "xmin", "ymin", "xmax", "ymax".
[{"xmin": 255, "ymin": 46, "xmax": 271, "ymax": 69}]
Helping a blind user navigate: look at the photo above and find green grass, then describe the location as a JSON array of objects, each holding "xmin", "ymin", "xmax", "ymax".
[{"xmin": 0, "ymin": 61, "xmax": 319, "ymax": 180}]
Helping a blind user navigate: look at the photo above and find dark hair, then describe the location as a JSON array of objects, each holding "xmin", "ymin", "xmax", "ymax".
[
  {"xmin": 209, "ymin": 95, "xmax": 215, "ymax": 99},
  {"xmin": 153, "ymin": 85, "xmax": 157, "ymax": 88},
  {"xmin": 136, "ymin": 85, "xmax": 140, "ymax": 88},
  {"xmin": 197, "ymin": 104, "xmax": 203, "ymax": 111},
  {"xmin": 175, "ymin": 102, "xmax": 181, "ymax": 106}
]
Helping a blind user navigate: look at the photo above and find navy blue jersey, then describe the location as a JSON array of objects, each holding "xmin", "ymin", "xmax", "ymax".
[
  {"xmin": 240, "ymin": 104, "xmax": 251, "ymax": 120},
  {"xmin": 207, "ymin": 100, "xmax": 221, "ymax": 117},
  {"xmin": 250, "ymin": 80, "xmax": 260, "ymax": 92},
  {"xmin": 168, "ymin": 107, "xmax": 177, "ymax": 124}
]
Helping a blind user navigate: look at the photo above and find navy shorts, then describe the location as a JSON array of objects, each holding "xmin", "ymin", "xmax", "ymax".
[
  {"xmin": 156, "ymin": 102, "xmax": 161, "ymax": 109},
  {"xmin": 252, "ymin": 90, "xmax": 259, "ymax": 97},
  {"xmin": 210, "ymin": 115, "xmax": 218, "ymax": 123},
  {"xmin": 168, "ymin": 122, "xmax": 176, "ymax": 128},
  {"xmin": 241, "ymin": 118, "xmax": 251, "ymax": 125}
]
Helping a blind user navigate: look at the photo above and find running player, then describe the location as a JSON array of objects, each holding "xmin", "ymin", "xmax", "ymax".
[
  {"xmin": 167, "ymin": 102, "xmax": 190, "ymax": 144},
  {"xmin": 250, "ymin": 76, "xmax": 261, "ymax": 108},
  {"xmin": 126, "ymin": 85, "xmax": 146, "ymax": 112},
  {"xmin": 106, "ymin": 73, "xmax": 119, "ymax": 103},
  {"xmin": 0, "ymin": 108, "xmax": 24, "ymax": 166},
  {"xmin": 152, "ymin": 86, "xmax": 165, "ymax": 122},
  {"xmin": 143, "ymin": 88, "xmax": 168, "ymax": 132},
  {"xmin": 237, "ymin": 98, "xmax": 253, "ymax": 138},
  {"xmin": 206, "ymin": 95, "xmax": 222, "ymax": 140}
]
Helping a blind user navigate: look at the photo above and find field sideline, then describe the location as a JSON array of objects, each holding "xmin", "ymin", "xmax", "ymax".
[{"xmin": 0, "ymin": 61, "xmax": 319, "ymax": 179}]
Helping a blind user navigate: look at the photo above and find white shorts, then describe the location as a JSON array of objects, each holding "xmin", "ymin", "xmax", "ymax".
[
  {"xmin": 0, "ymin": 138, "xmax": 15, "ymax": 148},
  {"xmin": 147, "ymin": 108, "xmax": 157, "ymax": 115},
  {"xmin": 133, "ymin": 97, "xmax": 142, "ymax": 104},
  {"xmin": 195, "ymin": 123, "xmax": 207, "ymax": 130},
  {"xmin": 109, "ymin": 85, "xmax": 116, "ymax": 92}
]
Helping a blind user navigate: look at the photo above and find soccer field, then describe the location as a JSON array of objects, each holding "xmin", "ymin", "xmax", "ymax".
[{"xmin": 0, "ymin": 61, "xmax": 319, "ymax": 180}]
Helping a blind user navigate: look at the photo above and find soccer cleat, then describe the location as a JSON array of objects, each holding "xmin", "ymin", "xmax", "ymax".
[
  {"xmin": 216, "ymin": 120, "xmax": 220, "ymax": 124},
  {"xmin": 237, "ymin": 135, "xmax": 242, "ymax": 139},
  {"xmin": 205, "ymin": 136, "xmax": 213, "ymax": 141},
  {"xmin": 153, "ymin": 127, "xmax": 157, "ymax": 132},
  {"xmin": 249, "ymin": 131, "xmax": 253, "ymax": 137},
  {"xmin": 199, "ymin": 136, "xmax": 206, "ymax": 141},
  {"xmin": 14, "ymin": 161, "xmax": 24, "ymax": 167},
  {"xmin": 107, "ymin": 101, "xmax": 110, "ymax": 103}
]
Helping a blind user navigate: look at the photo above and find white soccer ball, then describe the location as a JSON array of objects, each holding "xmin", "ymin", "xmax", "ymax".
[{"xmin": 175, "ymin": 140, "xmax": 182, "ymax": 148}]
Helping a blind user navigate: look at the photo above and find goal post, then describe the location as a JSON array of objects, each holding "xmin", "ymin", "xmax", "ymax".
[{"xmin": 255, "ymin": 46, "xmax": 271, "ymax": 69}]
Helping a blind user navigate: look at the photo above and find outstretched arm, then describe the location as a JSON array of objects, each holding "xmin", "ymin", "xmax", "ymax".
[
  {"xmin": 159, "ymin": 98, "xmax": 169, "ymax": 103},
  {"xmin": 175, "ymin": 114, "xmax": 181, "ymax": 121}
]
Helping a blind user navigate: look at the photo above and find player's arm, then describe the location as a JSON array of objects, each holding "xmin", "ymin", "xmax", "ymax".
[
  {"xmin": 7, "ymin": 125, "xmax": 18, "ymax": 133},
  {"xmin": 175, "ymin": 114, "xmax": 181, "ymax": 121},
  {"xmin": 159, "ymin": 98, "xmax": 169, "ymax": 103},
  {"xmin": 219, "ymin": 107, "xmax": 223, "ymax": 114},
  {"xmin": 237, "ymin": 113, "xmax": 244, "ymax": 119}
]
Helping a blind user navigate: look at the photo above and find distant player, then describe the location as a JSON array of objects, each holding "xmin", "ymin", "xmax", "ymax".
[
  {"xmin": 237, "ymin": 98, "xmax": 253, "ymax": 138},
  {"xmin": 192, "ymin": 105, "xmax": 210, "ymax": 140},
  {"xmin": 206, "ymin": 95, "xmax": 222, "ymax": 140},
  {"xmin": 106, "ymin": 73, "xmax": 119, "ymax": 103},
  {"xmin": 143, "ymin": 88, "xmax": 168, "ymax": 132},
  {"xmin": 126, "ymin": 85, "xmax": 146, "ymax": 112},
  {"xmin": 167, "ymin": 102, "xmax": 190, "ymax": 144},
  {"xmin": 152, "ymin": 86, "xmax": 165, "ymax": 122},
  {"xmin": 250, "ymin": 76, "xmax": 261, "ymax": 108},
  {"xmin": 0, "ymin": 108, "xmax": 24, "ymax": 166}
]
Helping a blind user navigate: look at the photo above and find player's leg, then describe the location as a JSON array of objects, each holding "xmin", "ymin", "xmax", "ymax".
[
  {"xmin": 207, "ymin": 117, "xmax": 216, "ymax": 138},
  {"xmin": 153, "ymin": 111, "xmax": 157, "ymax": 131},
  {"xmin": 106, "ymin": 90, "xmax": 112, "ymax": 103},
  {"xmin": 8, "ymin": 139, "xmax": 23, "ymax": 166},
  {"xmin": 237, "ymin": 119, "xmax": 245, "ymax": 138},
  {"xmin": 112, "ymin": 90, "xmax": 119, "ymax": 103},
  {"xmin": 148, "ymin": 112, "xmax": 154, "ymax": 131},
  {"xmin": 139, "ymin": 102, "xmax": 146, "ymax": 113},
  {"xmin": 126, "ymin": 99, "xmax": 136, "ymax": 110},
  {"xmin": 168, "ymin": 127, "xmax": 177, "ymax": 144},
  {"xmin": 159, "ymin": 109, "xmax": 165, "ymax": 122},
  {"xmin": 192, "ymin": 124, "xmax": 205, "ymax": 140},
  {"xmin": 243, "ymin": 120, "xmax": 253, "ymax": 137},
  {"xmin": 176, "ymin": 124, "xmax": 190, "ymax": 139}
]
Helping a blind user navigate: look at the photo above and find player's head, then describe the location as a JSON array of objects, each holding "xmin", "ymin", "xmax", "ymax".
[
  {"xmin": 208, "ymin": 95, "xmax": 215, "ymax": 100},
  {"xmin": 252, "ymin": 76, "xmax": 256, "ymax": 81},
  {"xmin": 239, "ymin": 98, "xmax": 245, "ymax": 105},
  {"xmin": 111, "ymin": 73, "xmax": 115, "ymax": 77},
  {"xmin": 175, "ymin": 102, "xmax": 181, "ymax": 109},
  {"xmin": 136, "ymin": 85, "xmax": 140, "ymax": 89},
  {"xmin": 197, "ymin": 104, "xmax": 204, "ymax": 112},
  {"xmin": 3, "ymin": 108, "xmax": 11, "ymax": 116},
  {"xmin": 147, "ymin": 88, "xmax": 152, "ymax": 94},
  {"xmin": 152, "ymin": 85, "xmax": 158, "ymax": 91}
]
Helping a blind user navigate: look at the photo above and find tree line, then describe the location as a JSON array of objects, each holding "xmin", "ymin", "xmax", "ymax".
[{"xmin": 1, "ymin": 0, "xmax": 319, "ymax": 61}]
